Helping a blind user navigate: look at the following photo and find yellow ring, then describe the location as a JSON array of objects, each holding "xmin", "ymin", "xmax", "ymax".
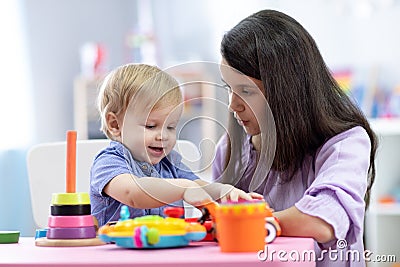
[{"xmin": 51, "ymin": 192, "xmax": 90, "ymax": 205}]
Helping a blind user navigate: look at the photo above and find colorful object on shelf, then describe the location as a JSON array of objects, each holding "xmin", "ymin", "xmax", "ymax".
[
  {"xmin": 378, "ymin": 195, "xmax": 396, "ymax": 204},
  {"xmin": 98, "ymin": 206, "xmax": 206, "ymax": 249},
  {"xmin": 333, "ymin": 69, "xmax": 352, "ymax": 93},
  {"xmin": 0, "ymin": 231, "xmax": 20, "ymax": 244},
  {"xmin": 35, "ymin": 130, "xmax": 104, "ymax": 247},
  {"xmin": 214, "ymin": 200, "xmax": 278, "ymax": 252},
  {"xmin": 378, "ymin": 185, "xmax": 400, "ymax": 204}
]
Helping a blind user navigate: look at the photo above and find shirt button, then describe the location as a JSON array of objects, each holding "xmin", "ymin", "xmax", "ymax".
[{"xmin": 142, "ymin": 165, "xmax": 148, "ymax": 170}]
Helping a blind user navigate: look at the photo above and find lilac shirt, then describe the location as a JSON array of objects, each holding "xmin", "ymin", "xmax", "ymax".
[
  {"xmin": 90, "ymin": 141, "xmax": 199, "ymax": 226},
  {"xmin": 212, "ymin": 126, "xmax": 370, "ymax": 267}
]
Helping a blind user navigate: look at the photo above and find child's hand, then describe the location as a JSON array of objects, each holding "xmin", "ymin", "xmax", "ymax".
[{"xmin": 182, "ymin": 186, "xmax": 214, "ymax": 207}]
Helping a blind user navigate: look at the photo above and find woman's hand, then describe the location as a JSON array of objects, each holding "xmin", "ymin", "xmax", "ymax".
[
  {"xmin": 206, "ymin": 183, "xmax": 264, "ymax": 202},
  {"xmin": 182, "ymin": 186, "xmax": 214, "ymax": 207},
  {"xmin": 217, "ymin": 184, "xmax": 252, "ymax": 202},
  {"xmin": 193, "ymin": 179, "xmax": 263, "ymax": 203},
  {"xmin": 248, "ymin": 192, "xmax": 264, "ymax": 200}
]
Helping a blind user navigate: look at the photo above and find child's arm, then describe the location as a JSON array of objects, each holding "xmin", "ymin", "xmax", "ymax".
[
  {"xmin": 103, "ymin": 174, "xmax": 213, "ymax": 209},
  {"xmin": 193, "ymin": 179, "xmax": 263, "ymax": 202},
  {"xmin": 273, "ymin": 206, "xmax": 335, "ymax": 243}
]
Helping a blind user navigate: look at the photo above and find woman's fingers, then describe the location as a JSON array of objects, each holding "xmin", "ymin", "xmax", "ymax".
[{"xmin": 249, "ymin": 192, "xmax": 264, "ymax": 200}]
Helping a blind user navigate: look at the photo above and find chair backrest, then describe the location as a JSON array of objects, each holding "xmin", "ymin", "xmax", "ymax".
[{"xmin": 27, "ymin": 139, "xmax": 201, "ymax": 228}]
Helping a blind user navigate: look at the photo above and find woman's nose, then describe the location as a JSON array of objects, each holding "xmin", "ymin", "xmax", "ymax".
[{"xmin": 228, "ymin": 93, "xmax": 245, "ymax": 113}]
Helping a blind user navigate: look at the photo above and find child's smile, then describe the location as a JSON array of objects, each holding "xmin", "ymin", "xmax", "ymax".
[{"xmin": 147, "ymin": 145, "xmax": 165, "ymax": 157}]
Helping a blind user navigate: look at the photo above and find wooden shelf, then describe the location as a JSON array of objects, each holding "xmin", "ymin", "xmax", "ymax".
[
  {"xmin": 368, "ymin": 203, "xmax": 400, "ymax": 216},
  {"xmin": 369, "ymin": 118, "xmax": 400, "ymax": 135},
  {"xmin": 365, "ymin": 118, "xmax": 400, "ymax": 266}
]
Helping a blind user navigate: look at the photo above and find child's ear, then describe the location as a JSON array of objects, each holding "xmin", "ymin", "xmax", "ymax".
[{"xmin": 106, "ymin": 112, "xmax": 122, "ymax": 137}]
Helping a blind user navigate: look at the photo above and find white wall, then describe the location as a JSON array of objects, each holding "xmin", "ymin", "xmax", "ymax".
[
  {"xmin": 154, "ymin": 0, "xmax": 400, "ymax": 76},
  {"xmin": 0, "ymin": 0, "xmax": 139, "ymax": 236},
  {"xmin": 21, "ymin": 0, "xmax": 400, "ymax": 143},
  {"xmin": 23, "ymin": 0, "xmax": 138, "ymax": 144}
]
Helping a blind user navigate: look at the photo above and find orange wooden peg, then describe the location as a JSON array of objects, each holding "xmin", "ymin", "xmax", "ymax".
[{"xmin": 66, "ymin": 130, "xmax": 77, "ymax": 193}]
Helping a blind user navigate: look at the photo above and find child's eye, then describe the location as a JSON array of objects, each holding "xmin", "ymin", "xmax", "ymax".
[
  {"xmin": 145, "ymin": 125, "xmax": 155, "ymax": 129},
  {"xmin": 167, "ymin": 126, "xmax": 176, "ymax": 130}
]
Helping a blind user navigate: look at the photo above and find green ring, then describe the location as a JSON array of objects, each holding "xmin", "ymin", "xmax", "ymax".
[
  {"xmin": 51, "ymin": 192, "xmax": 90, "ymax": 205},
  {"xmin": 0, "ymin": 231, "xmax": 20, "ymax": 244}
]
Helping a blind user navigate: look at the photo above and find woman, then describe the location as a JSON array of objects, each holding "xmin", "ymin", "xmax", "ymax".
[{"xmin": 212, "ymin": 9, "xmax": 377, "ymax": 266}]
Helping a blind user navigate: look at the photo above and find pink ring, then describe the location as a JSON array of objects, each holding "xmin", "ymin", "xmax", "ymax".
[{"xmin": 48, "ymin": 215, "xmax": 94, "ymax": 228}]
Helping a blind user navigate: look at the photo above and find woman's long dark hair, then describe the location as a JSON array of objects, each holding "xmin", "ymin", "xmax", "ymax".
[{"xmin": 220, "ymin": 9, "xmax": 377, "ymax": 207}]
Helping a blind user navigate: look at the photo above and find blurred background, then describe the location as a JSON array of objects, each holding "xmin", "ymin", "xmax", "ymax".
[{"xmin": 0, "ymin": 0, "xmax": 399, "ymax": 264}]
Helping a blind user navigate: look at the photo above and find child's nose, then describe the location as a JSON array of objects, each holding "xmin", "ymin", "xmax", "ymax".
[{"xmin": 156, "ymin": 129, "xmax": 169, "ymax": 141}]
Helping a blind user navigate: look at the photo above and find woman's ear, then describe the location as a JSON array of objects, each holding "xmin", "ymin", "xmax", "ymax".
[{"xmin": 106, "ymin": 112, "xmax": 122, "ymax": 138}]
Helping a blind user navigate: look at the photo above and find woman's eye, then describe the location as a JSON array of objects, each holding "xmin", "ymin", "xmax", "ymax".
[
  {"xmin": 145, "ymin": 125, "xmax": 155, "ymax": 129},
  {"xmin": 167, "ymin": 126, "xmax": 176, "ymax": 130},
  {"xmin": 222, "ymin": 83, "xmax": 232, "ymax": 92},
  {"xmin": 241, "ymin": 88, "xmax": 251, "ymax": 95}
]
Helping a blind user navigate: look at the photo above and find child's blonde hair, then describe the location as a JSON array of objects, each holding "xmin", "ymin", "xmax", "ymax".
[{"xmin": 97, "ymin": 63, "xmax": 182, "ymax": 139}]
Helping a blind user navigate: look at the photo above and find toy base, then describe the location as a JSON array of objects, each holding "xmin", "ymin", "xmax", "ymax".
[{"xmin": 35, "ymin": 237, "xmax": 105, "ymax": 247}]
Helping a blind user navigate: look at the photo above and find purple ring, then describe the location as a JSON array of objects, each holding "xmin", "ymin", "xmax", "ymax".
[{"xmin": 46, "ymin": 226, "xmax": 96, "ymax": 239}]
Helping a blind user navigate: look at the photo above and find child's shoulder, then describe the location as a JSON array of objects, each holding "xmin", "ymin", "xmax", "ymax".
[
  {"xmin": 164, "ymin": 149, "xmax": 183, "ymax": 165},
  {"xmin": 94, "ymin": 141, "xmax": 125, "ymax": 160}
]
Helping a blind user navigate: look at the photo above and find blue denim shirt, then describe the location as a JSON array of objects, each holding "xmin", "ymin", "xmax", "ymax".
[{"xmin": 90, "ymin": 141, "xmax": 199, "ymax": 226}]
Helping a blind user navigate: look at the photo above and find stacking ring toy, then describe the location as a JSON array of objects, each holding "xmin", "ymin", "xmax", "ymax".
[
  {"xmin": 47, "ymin": 226, "xmax": 96, "ymax": 239},
  {"xmin": 51, "ymin": 192, "xmax": 90, "ymax": 205},
  {"xmin": 48, "ymin": 215, "xmax": 95, "ymax": 228},
  {"xmin": 35, "ymin": 131, "xmax": 104, "ymax": 247},
  {"xmin": 50, "ymin": 204, "xmax": 91, "ymax": 216}
]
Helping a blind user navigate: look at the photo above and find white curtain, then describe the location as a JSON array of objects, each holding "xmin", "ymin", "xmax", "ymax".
[{"xmin": 0, "ymin": 0, "xmax": 33, "ymax": 149}]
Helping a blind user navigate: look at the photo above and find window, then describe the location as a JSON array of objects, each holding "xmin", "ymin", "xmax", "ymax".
[{"xmin": 0, "ymin": 0, "xmax": 33, "ymax": 149}]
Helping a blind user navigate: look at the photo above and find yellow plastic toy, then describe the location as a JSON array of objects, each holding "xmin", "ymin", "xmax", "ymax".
[{"xmin": 98, "ymin": 206, "xmax": 206, "ymax": 248}]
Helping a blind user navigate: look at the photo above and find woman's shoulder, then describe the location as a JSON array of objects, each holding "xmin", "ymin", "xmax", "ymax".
[
  {"xmin": 215, "ymin": 133, "xmax": 252, "ymax": 149},
  {"xmin": 316, "ymin": 126, "xmax": 371, "ymax": 159},
  {"xmin": 324, "ymin": 126, "xmax": 369, "ymax": 147}
]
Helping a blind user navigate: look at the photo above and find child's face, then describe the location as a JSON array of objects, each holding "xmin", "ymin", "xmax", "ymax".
[
  {"xmin": 220, "ymin": 58, "xmax": 266, "ymax": 136},
  {"xmin": 122, "ymin": 104, "xmax": 183, "ymax": 165}
]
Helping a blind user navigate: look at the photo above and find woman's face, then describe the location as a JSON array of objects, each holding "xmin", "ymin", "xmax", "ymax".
[{"xmin": 220, "ymin": 58, "xmax": 266, "ymax": 136}]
